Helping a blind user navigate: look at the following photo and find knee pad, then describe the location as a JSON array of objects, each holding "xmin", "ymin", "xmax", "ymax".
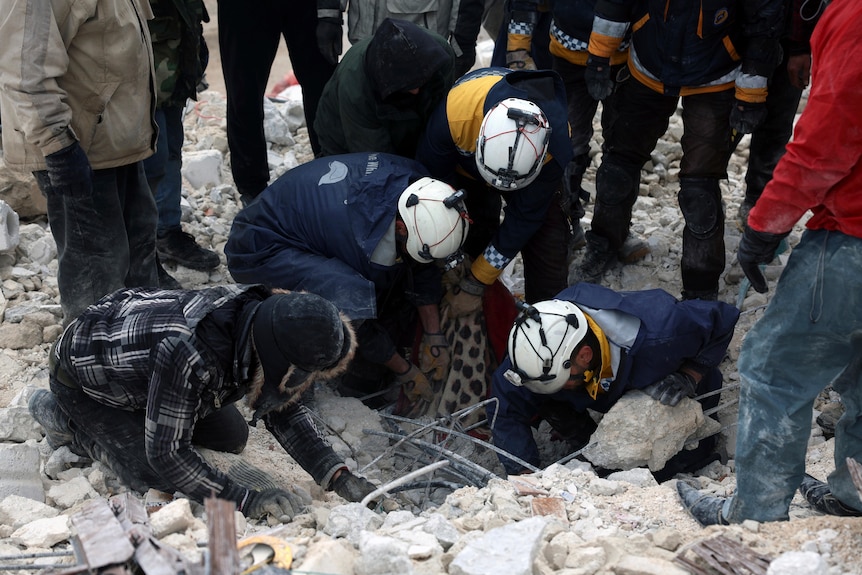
[
  {"xmin": 678, "ymin": 178, "xmax": 721, "ymax": 238},
  {"xmin": 596, "ymin": 161, "xmax": 638, "ymax": 206}
]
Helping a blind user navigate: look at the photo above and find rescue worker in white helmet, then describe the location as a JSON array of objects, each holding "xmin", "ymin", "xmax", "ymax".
[
  {"xmin": 415, "ymin": 68, "xmax": 573, "ymax": 311},
  {"xmin": 488, "ymin": 282, "xmax": 739, "ymax": 480},
  {"xmin": 226, "ymin": 153, "xmax": 469, "ymax": 416}
]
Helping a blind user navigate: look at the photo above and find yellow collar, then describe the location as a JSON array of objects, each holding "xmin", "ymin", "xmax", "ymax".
[{"xmin": 580, "ymin": 312, "xmax": 613, "ymax": 400}]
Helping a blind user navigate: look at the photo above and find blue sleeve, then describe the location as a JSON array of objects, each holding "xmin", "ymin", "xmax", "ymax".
[
  {"xmin": 488, "ymin": 358, "xmax": 543, "ymax": 475},
  {"xmin": 415, "ymin": 100, "xmax": 460, "ymax": 181}
]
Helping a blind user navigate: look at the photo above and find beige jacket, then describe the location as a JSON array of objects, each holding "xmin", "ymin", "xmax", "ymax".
[
  {"xmin": 0, "ymin": 0, "xmax": 157, "ymax": 172},
  {"xmin": 346, "ymin": 0, "xmax": 460, "ymax": 45}
]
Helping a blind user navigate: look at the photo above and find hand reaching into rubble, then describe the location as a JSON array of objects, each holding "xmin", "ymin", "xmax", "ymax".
[
  {"xmin": 224, "ymin": 484, "xmax": 306, "ymax": 521},
  {"xmin": 643, "ymin": 371, "xmax": 698, "ymax": 407},
  {"xmin": 330, "ymin": 468, "xmax": 378, "ymax": 505}
]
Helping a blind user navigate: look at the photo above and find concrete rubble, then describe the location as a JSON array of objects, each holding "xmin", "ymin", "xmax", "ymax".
[{"xmin": 0, "ymin": 89, "xmax": 858, "ymax": 575}]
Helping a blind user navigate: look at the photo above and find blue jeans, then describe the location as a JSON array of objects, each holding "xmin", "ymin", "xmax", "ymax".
[
  {"xmin": 143, "ymin": 106, "xmax": 184, "ymax": 235},
  {"xmin": 35, "ymin": 162, "xmax": 159, "ymax": 323},
  {"xmin": 726, "ymin": 229, "xmax": 862, "ymax": 522}
]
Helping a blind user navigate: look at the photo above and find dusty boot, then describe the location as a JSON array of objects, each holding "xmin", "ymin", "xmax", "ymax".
[
  {"xmin": 799, "ymin": 474, "xmax": 862, "ymax": 517},
  {"xmin": 28, "ymin": 389, "xmax": 74, "ymax": 449},
  {"xmin": 157, "ymin": 227, "xmax": 220, "ymax": 271},
  {"xmin": 617, "ymin": 235, "xmax": 650, "ymax": 264},
  {"xmin": 573, "ymin": 234, "xmax": 615, "ymax": 284},
  {"xmin": 816, "ymin": 401, "xmax": 845, "ymax": 440},
  {"xmin": 156, "ymin": 256, "xmax": 182, "ymax": 289},
  {"xmin": 676, "ymin": 480, "xmax": 729, "ymax": 526}
]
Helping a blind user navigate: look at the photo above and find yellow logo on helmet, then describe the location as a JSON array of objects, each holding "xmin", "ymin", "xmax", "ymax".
[{"xmin": 714, "ymin": 9, "xmax": 729, "ymax": 25}]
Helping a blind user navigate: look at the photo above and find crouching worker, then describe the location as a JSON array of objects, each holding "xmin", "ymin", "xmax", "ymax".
[
  {"xmin": 225, "ymin": 153, "xmax": 470, "ymax": 416},
  {"xmin": 488, "ymin": 282, "xmax": 740, "ymax": 480},
  {"xmin": 28, "ymin": 285, "xmax": 376, "ymax": 521}
]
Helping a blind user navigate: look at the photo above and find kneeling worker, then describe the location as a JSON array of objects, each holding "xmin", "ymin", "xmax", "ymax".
[
  {"xmin": 488, "ymin": 282, "xmax": 740, "ymax": 479},
  {"xmin": 29, "ymin": 285, "xmax": 376, "ymax": 520}
]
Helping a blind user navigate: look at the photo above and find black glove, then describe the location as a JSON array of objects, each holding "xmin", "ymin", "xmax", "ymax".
[
  {"xmin": 44, "ymin": 141, "xmax": 92, "ymax": 195},
  {"xmin": 729, "ymin": 100, "xmax": 768, "ymax": 134},
  {"xmin": 330, "ymin": 469, "xmax": 378, "ymax": 506},
  {"xmin": 738, "ymin": 227, "xmax": 788, "ymax": 293},
  {"xmin": 584, "ymin": 55, "xmax": 614, "ymax": 101},
  {"xmin": 223, "ymin": 482, "xmax": 305, "ymax": 521},
  {"xmin": 316, "ymin": 17, "xmax": 343, "ymax": 65},
  {"xmin": 644, "ymin": 371, "xmax": 697, "ymax": 407}
]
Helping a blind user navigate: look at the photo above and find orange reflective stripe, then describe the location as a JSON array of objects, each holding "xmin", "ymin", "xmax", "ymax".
[
  {"xmin": 507, "ymin": 33, "xmax": 532, "ymax": 52},
  {"xmin": 723, "ymin": 36, "xmax": 740, "ymax": 61},
  {"xmin": 588, "ymin": 33, "xmax": 621, "ymax": 59},
  {"xmin": 632, "ymin": 13, "xmax": 649, "ymax": 33},
  {"xmin": 735, "ymin": 85, "xmax": 768, "ymax": 103}
]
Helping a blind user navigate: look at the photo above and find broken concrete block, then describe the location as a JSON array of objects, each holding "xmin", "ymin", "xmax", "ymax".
[
  {"xmin": 181, "ymin": 149, "xmax": 223, "ymax": 190},
  {"xmin": 0, "ymin": 200, "xmax": 20, "ymax": 252},
  {"xmin": 0, "ymin": 494, "xmax": 59, "ymax": 529},
  {"xmin": 47, "ymin": 475, "xmax": 98, "ymax": 509},
  {"xmin": 149, "ymin": 497, "xmax": 195, "ymax": 538},
  {"xmin": 299, "ymin": 538, "xmax": 356, "ymax": 575},
  {"xmin": 11, "ymin": 515, "xmax": 70, "ymax": 548},
  {"xmin": 449, "ymin": 516, "xmax": 549, "ymax": 575},
  {"xmin": 0, "ymin": 442, "xmax": 45, "ymax": 502}
]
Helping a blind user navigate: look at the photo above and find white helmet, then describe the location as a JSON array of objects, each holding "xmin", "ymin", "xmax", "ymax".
[
  {"xmin": 503, "ymin": 300, "xmax": 588, "ymax": 394},
  {"xmin": 476, "ymin": 98, "xmax": 551, "ymax": 190},
  {"xmin": 397, "ymin": 177, "xmax": 470, "ymax": 265}
]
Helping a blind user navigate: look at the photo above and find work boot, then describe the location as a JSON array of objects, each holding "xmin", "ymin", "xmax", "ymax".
[
  {"xmin": 618, "ymin": 235, "xmax": 650, "ymax": 264},
  {"xmin": 681, "ymin": 289, "xmax": 719, "ymax": 301},
  {"xmin": 156, "ymin": 256, "xmax": 182, "ymax": 290},
  {"xmin": 570, "ymin": 221, "xmax": 587, "ymax": 251},
  {"xmin": 816, "ymin": 401, "xmax": 845, "ymax": 440},
  {"xmin": 799, "ymin": 474, "xmax": 862, "ymax": 517},
  {"xmin": 676, "ymin": 480, "xmax": 729, "ymax": 526},
  {"xmin": 157, "ymin": 228, "xmax": 220, "ymax": 271},
  {"xmin": 28, "ymin": 389, "xmax": 74, "ymax": 450},
  {"xmin": 573, "ymin": 234, "xmax": 616, "ymax": 284}
]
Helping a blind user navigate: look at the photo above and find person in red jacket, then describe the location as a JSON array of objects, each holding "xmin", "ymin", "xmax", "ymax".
[{"xmin": 677, "ymin": 0, "xmax": 862, "ymax": 524}]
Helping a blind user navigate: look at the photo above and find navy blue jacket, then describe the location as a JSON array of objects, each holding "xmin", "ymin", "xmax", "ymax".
[
  {"xmin": 489, "ymin": 283, "xmax": 740, "ymax": 474},
  {"xmin": 225, "ymin": 153, "xmax": 442, "ymax": 321},
  {"xmin": 415, "ymin": 68, "xmax": 572, "ymax": 265}
]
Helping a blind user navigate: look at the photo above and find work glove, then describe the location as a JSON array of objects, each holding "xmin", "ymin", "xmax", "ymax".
[
  {"xmin": 644, "ymin": 371, "xmax": 697, "ymax": 407},
  {"xmin": 419, "ymin": 332, "xmax": 450, "ymax": 381},
  {"xmin": 506, "ymin": 48, "xmax": 536, "ymax": 70},
  {"xmin": 316, "ymin": 16, "xmax": 343, "ymax": 65},
  {"xmin": 44, "ymin": 141, "xmax": 92, "ymax": 196},
  {"xmin": 444, "ymin": 271, "xmax": 485, "ymax": 318},
  {"xmin": 737, "ymin": 227, "xmax": 789, "ymax": 293},
  {"xmin": 395, "ymin": 363, "xmax": 434, "ymax": 404},
  {"xmin": 584, "ymin": 55, "xmax": 614, "ymax": 101},
  {"xmin": 729, "ymin": 100, "xmax": 768, "ymax": 134},
  {"xmin": 330, "ymin": 469, "xmax": 378, "ymax": 505},
  {"xmin": 226, "ymin": 484, "xmax": 305, "ymax": 521}
]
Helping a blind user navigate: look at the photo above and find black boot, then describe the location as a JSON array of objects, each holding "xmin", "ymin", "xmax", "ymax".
[
  {"xmin": 799, "ymin": 474, "xmax": 862, "ymax": 517},
  {"xmin": 574, "ymin": 233, "xmax": 616, "ymax": 284},
  {"xmin": 676, "ymin": 480, "xmax": 729, "ymax": 526},
  {"xmin": 681, "ymin": 288, "xmax": 719, "ymax": 301},
  {"xmin": 28, "ymin": 389, "xmax": 74, "ymax": 449},
  {"xmin": 156, "ymin": 256, "xmax": 182, "ymax": 289},
  {"xmin": 157, "ymin": 228, "xmax": 220, "ymax": 271}
]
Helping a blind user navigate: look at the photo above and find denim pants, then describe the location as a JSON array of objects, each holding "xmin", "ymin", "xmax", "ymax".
[
  {"xmin": 143, "ymin": 106, "xmax": 185, "ymax": 235},
  {"xmin": 726, "ymin": 229, "xmax": 862, "ymax": 521},
  {"xmin": 35, "ymin": 162, "xmax": 159, "ymax": 322}
]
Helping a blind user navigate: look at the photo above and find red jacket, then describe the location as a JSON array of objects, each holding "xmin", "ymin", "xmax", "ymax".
[{"xmin": 748, "ymin": 0, "xmax": 862, "ymax": 238}]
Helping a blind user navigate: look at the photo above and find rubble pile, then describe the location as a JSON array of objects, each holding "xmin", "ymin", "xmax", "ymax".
[{"xmin": 0, "ymin": 88, "xmax": 858, "ymax": 575}]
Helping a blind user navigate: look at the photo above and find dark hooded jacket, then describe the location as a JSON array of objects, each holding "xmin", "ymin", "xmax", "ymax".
[{"xmin": 314, "ymin": 18, "xmax": 455, "ymax": 158}]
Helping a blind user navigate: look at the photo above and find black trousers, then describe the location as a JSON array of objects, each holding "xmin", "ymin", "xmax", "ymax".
[
  {"xmin": 593, "ymin": 78, "xmax": 736, "ymax": 294},
  {"xmin": 218, "ymin": 0, "xmax": 336, "ymax": 197},
  {"xmin": 49, "ymin": 376, "xmax": 248, "ymax": 493},
  {"xmin": 744, "ymin": 50, "xmax": 805, "ymax": 204}
]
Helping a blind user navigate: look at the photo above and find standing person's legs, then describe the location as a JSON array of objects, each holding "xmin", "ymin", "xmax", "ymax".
[
  {"xmin": 119, "ymin": 162, "xmax": 160, "ymax": 290},
  {"xmin": 218, "ymin": 0, "xmax": 281, "ymax": 201},
  {"xmin": 727, "ymin": 230, "xmax": 862, "ymax": 522},
  {"xmin": 144, "ymin": 106, "xmax": 185, "ymax": 235},
  {"xmin": 35, "ymin": 165, "xmax": 155, "ymax": 322},
  {"xmin": 281, "ymin": 0, "xmax": 337, "ymax": 156},
  {"xmin": 677, "ymin": 90, "xmax": 735, "ymax": 298},
  {"xmin": 451, "ymin": 0, "xmax": 487, "ymax": 78},
  {"xmin": 583, "ymin": 80, "xmax": 674, "ymax": 273},
  {"xmin": 741, "ymin": 52, "xmax": 804, "ymax": 219},
  {"xmin": 521, "ymin": 196, "xmax": 569, "ymax": 303}
]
